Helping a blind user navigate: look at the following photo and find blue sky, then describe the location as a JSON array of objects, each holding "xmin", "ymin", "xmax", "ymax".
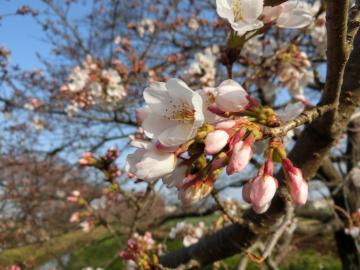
[{"xmin": 0, "ymin": 1, "xmax": 50, "ymax": 69}]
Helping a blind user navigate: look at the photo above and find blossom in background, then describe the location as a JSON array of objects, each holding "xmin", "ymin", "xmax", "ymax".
[
  {"xmin": 277, "ymin": 102, "xmax": 305, "ymax": 123},
  {"xmin": 309, "ymin": 12, "xmax": 326, "ymax": 58},
  {"xmin": 119, "ymin": 232, "xmax": 161, "ymax": 269},
  {"xmin": 137, "ymin": 18, "xmax": 155, "ymax": 37},
  {"xmin": 24, "ymin": 98, "xmax": 42, "ymax": 111},
  {"xmin": 188, "ymin": 17, "xmax": 200, "ymax": 31},
  {"xmin": 126, "ymin": 140, "xmax": 176, "ymax": 181},
  {"xmin": 186, "ymin": 46, "xmax": 219, "ymax": 87},
  {"xmin": 277, "ymin": 45, "xmax": 312, "ymax": 102},
  {"xmin": 67, "ymin": 66, "xmax": 89, "ymax": 93},
  {"xmin": 61, "ymin": 56, "xmax": 127, "ymax": 115},
  {"xmin": 169, "ymin": 221, "xmax": 206, "ymax": 247},
  {"xmin": 90, "ymin": 68, "xmax": 127, "ymax": 104},
  {"xmin": 142, "ymin": 78, "xmax": 204, "ymax": 147}
]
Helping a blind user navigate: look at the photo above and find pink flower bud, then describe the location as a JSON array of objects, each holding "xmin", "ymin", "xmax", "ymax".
[
  {"xmin": 250, "ymin": 175, "xmax": 278, "ymax": 213},
  {"xmin": 252, "ymin": 202, "xmax": 271, "ymax": 214},
  {"xmin": 226, "ymin": 141, "xmax": 252, "ymax": 175},
  {"xmin": 205, "ymin": 130, "xmax": 229, "ymax": 154},
  {"xmin": 283, "ymin": 159, "xmax": 308, "ymax": 205},
  {"xmin": 215, "ymin": 120, "xmax": 236, "ymax": 130}
]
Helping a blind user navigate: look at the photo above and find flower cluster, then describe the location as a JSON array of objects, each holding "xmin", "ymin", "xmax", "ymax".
[
  {"xmin": 185, "ymin": 46, "xmax": 219, "ymax": 87},
  {"xmin": 216, "ymin": 0, "xmax": 313, "ymax": 36},
  {"xmin": 67, "ymin": 190, "xmax": 94, "ymax": 232},
  {"xmin": 61, "ymin": 56, "xmax": 127, "ymax": 115},
  {"xmin": 126, "ymin": 77, "xmax": 308, "ymax": 211},
  {"xmin": 277, "ymin": 45, "xmax": 312, "ymax": 103},
  {"xmin": 119, "ymin": 232, "xmax": 162, "ymax": 270},
  {"xmin": 169, "ymin": 221, "xmax": 207, "ymax": 247},
  {"xmin": 67, "ymin": 189, "xmax": 122, "ymax": 232},
  {"xmin": 79, "ymin": 147, "xmax": 121, "ymax": 183}
]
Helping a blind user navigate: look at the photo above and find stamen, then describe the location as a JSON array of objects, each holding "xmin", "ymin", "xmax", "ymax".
[{"xmin": 232, "ymin": 0, "xmax": 243, "ymax": 22}]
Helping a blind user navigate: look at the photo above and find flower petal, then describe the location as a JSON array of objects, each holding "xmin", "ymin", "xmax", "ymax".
[
  {"xmin": 142, "ymin": 113, "xmax": 176, "ymax": 139},
  {"xmin": 216, "ymin": 0, "xmax": 234, "ymax": 20},
  {"xmin": 143, "ymin": 82, "xmax": 170, "ymax": 115},
  {"xmin": 158, "ymin": 123, "xmax": 195, "ymax": 147},
  {"xmin": 230, "ymin": 20, "xmax": 263, "ymax": 36},
  {"xmin": 241, "ymin": 0, "xmax": 264, "ymax": 22}
]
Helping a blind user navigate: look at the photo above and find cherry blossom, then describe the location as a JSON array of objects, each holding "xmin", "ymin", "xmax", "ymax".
[
  {"xmin": 262, "ymin": 0, "xmax": 314, "ymax": 29},
  {"xmin": 142, "ymin": 78, "xmax": 204, "ymax": 147},
  {"xmin": 216, "ymin": 0, "xmax": 264, "ymax": 36},
  {"xmin": 126, "ymin": 140, "xmax": 176, "ymax": 181}
]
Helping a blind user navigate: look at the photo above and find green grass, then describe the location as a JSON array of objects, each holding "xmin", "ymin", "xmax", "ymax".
[
  {"xmin": 65, "ymin": 235, "xmax": 125, "ymax": 270},
  {"xmin": 0, "ymin": 214, "xmax": 342, "ymax": 270},
  {"xmin": 0, "ymin": 226, "xmax": 110, "ymax": 267},
  {"xmin": 286, "ymin": 250, "xmax": 341, "ymax": 270}
]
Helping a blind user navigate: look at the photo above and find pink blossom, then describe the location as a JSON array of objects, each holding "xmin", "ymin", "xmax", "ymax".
[
  {"xmin": 226, "ymin": 141, "xmax": 253, "ymax": 175},
  {"xmin": 205, "ymin": 130, "xmax": 229, "ymax": 154},
  {"xmin": 283, "ymin": 159, "xmax": 308, "ymax": 205}
]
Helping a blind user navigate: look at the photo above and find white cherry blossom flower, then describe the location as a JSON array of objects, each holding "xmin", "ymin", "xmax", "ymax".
[
  {"xmin": 142, "ymin": 79, "xmax": 204, "ymax": 147},
  {"xmin": 126, "ymin": 140, "xmax": 177, "ymax": 182},
  {"xmin": 137, "ymin": 19, "xmax": 155, "ymax": 38},
  {"xmin": 67, "ymin": 66, "xmax": 89, "ymax": 92},
  {"xmin": 216, "ymin": 0, "xmax": 264, "ymax": 36},
  {"xmin": 188, "ymin": 18, "xmax": 199, "ymax": 31},
  {"xmin": 263, "ymin": 0, "xmax": 314, "ymax": 29}
]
